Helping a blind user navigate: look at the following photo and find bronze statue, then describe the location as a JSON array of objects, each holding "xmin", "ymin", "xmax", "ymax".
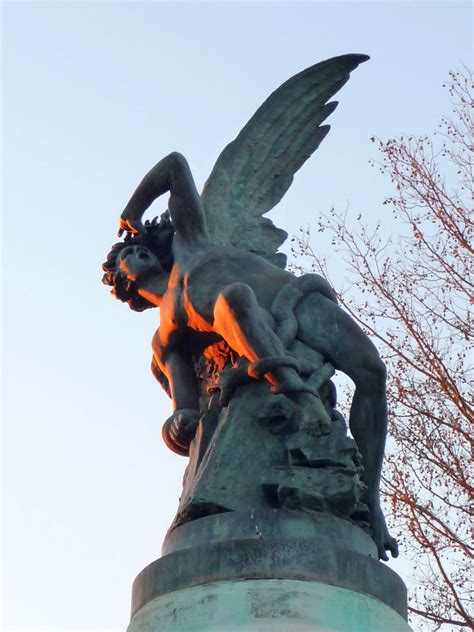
[{"xmin": 103, "ymin": 54, "xmax": 398, "ymax": 561}]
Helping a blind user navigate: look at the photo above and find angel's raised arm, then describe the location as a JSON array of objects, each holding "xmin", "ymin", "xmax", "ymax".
[{"xmin": 119, "ymin": 152, "xmax": 209, "ymax": 243}]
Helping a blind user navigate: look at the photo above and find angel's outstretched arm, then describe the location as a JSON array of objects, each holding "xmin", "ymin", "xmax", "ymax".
[{"xmin": 119, "ymin": 152, "xmax": 209, "ymax": 244}]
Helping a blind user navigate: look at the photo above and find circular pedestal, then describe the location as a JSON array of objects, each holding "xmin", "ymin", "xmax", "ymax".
[
  {"xmin": 128, "ymin": 511, "xmax": 410, "ymax": 631},
  {"xmin": 162, "ymin": 509, "xmax": 378, "ymax": 558},
  {"xmin": 128, "ymin": 578, "xmax": 411, "ymax": 632}
]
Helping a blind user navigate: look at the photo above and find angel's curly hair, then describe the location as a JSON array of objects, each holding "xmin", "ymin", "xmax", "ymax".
[{"xmin": 102, "ymin": 211, "xmax": 175, "ymax": 312}]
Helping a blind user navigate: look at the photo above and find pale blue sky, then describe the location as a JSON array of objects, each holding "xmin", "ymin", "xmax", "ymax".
[{"xmin": 2, "ymin": 1, "xmax": 472, "ymax": 630}]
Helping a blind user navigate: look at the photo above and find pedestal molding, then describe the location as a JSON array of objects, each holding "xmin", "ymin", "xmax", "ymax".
[{"xmin": 131, "ymin": 538, "xmax": 407, "ymax": 620}]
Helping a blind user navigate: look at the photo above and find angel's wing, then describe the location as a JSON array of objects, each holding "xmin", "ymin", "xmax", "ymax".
[{"xmin": 200, "ymin": 53, "xmax": 369, "ymax": 268}]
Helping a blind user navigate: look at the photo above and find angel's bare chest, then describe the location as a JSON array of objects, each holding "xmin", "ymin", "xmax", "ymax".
[
  {"xmin": 187, "ymin": 248, "xmax": 292, "ymax": 311},
  {"xmin": 160, "ymin": 248, "xmax": 290, "ymax": 337},
  {"xmin": 158, "ymin": 268, "xmax": 215, "ymax": 345}
]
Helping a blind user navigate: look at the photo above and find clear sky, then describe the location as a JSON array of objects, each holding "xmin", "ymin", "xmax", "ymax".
[{"xmin": 2, "ymin": 1, "xmax": 472, "ymax": 630}]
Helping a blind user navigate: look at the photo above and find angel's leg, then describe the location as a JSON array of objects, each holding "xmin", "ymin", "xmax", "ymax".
[
  {"xmin": 295, "ymin": 292, "xmax": 398, "ymax": 559},
  {"xmin": 213, "ymin": 282, "xmax": 331, "ymax": 433}
]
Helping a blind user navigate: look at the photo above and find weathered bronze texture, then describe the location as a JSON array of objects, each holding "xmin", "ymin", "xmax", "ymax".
[{"xmin": 103, "ymin": 54, "xmax": 398, "ymax": 561}]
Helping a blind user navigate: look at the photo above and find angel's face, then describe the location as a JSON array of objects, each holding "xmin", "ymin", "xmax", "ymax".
[{"xmin": 117, "ymin": 244, "xmax": 162, "ymax": 283}]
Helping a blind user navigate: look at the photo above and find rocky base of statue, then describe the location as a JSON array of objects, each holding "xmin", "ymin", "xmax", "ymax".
[
  {"xmin": 126, "ymin": 381, "xmax": 410, "ymax": 631},
  {"xmin": 165, "ymin": 375, "xmax": 370, "ymax": 532},
  {"xmin": 128, "ymin": 338, "xmax": 409, "ymax": 632},
  {"xmin": 127, "ymin": 510, "xmax": 410, "ymax": 631},
  {"xmin": 128, "ymin": 381, "xmax": 410, "ymax": 632}
]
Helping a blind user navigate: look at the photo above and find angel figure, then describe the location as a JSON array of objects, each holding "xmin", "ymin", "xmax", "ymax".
[{"xmin": 102, "ymin": 54, "xmax": 398, "ymax": 561}]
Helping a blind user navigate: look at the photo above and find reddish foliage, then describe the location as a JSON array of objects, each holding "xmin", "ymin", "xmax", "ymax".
[{"xmin": 292, "ymin": 69, "xmax": 473, "ymax": 631}]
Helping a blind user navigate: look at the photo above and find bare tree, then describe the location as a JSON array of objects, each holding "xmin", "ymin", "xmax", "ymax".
[{"xmin": 291, "ymin": 69, "xmax": 473, "ymax": 631}]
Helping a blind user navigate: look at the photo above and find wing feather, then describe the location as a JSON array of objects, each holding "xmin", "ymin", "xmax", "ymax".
[{"xmin": 201, "ymin": 54, "xmax": 369, "ymax": 268}]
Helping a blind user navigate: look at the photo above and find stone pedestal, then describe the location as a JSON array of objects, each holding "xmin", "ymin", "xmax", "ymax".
[
  {"xmin": 128, "ymin": 578, "xmax": 409, "ymax": 631},
  {"xmin": 127, "ymin": 511, "xmax": 411, "ymax": 631}
]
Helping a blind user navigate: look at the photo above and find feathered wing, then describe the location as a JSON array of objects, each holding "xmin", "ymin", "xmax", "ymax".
[{"xmin": 200, "ymin": 54, "xmax": 369, "ymax": 268}]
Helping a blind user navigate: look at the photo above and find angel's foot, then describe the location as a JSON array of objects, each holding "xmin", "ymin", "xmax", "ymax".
[
  {"xmin": 248, "ymin": 355, "xmax": 300, "ymax": 379},
  {"xmin": 294, "ymin": 391, "xmax": 332, "ymax": 436},
  {"xmin": 370, "ymin": 504, "xmax": 399, "ymax": 561},
  {"xmin": 258, "ymin": 394, "xmax": 298, "ymax": 434},
  {"xmin": 219, "ymin": 365, "xmax": 251, "ymax": 407},
  {"xmin": 268, "ymin": 371, "xmax": 332, "ymax": 435}
]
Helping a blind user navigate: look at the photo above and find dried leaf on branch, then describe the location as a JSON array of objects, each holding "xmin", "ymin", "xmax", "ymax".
[{"xmin": 291, "ymin": 68, "xmax": 473, "ymax": 631}]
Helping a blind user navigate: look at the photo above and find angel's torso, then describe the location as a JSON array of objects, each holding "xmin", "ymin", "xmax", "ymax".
[{"xmin": 157, "ymin": 242, "xmax": 293, "ymax": 346}]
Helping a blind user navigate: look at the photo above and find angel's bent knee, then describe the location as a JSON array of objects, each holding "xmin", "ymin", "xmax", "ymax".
[
  {"xmin": 214, "ymin": 284, "xmax": 257, "ymax": 331},
  {"xmin": 219, "ymin": 283, "xmax": 256, "ymax": 312}
]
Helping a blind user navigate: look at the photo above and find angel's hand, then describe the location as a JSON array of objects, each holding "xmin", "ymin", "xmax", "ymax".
[
  {"xmin": 162, "ymin": 409, "xmax": 200, "ymax": 456},
  {"xmin": 118, "ymin": 214, "xmax": 147, "ymax": 238},
  {"xmin": 169, "ymin": 409, "xmax": 200, "ymax": 444}
]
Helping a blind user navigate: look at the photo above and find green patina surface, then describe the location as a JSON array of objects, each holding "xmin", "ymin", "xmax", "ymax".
[
  {"xmin": 170, "ymin": 380, "xmax": 366, "ymax": 533},
  {"xmin": 104, "ymin": 56, "xmax": 409, "ymax": 631},
  {"xmin": 131, "ymin": 535, "xmax": 406, "ymax": 621},
  {"xmin": 104, "ymin": 55, "xmax": 399, "ymax": 560},
  {"xmin": 162, "ymin": 510, "xmax": 377, "ymax": 558},
  {"xmin": 128, "ymin": 579, "xmax": 411, "ymax": 632}
]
